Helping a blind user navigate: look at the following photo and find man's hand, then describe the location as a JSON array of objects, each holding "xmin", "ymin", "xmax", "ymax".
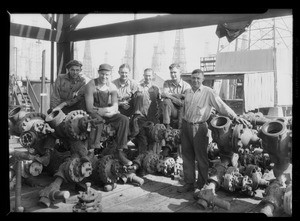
[
  {"xmin": 53, "ymin": 102, "xmax": 67, "ymax": 111},
  {"xmin": 233, "ymin": 116, "xmax": 252, "ymax": 128},
  {"xmin": 120, "ymin": 101, "xmax": 130, "ymax": 110}
]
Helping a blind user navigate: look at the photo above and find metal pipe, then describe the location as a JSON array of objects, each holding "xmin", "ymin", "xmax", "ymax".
[
  {"xmin": 14, "ymin": 160, "xmax": 24, "ymax": 212},
  {"xmin": 40, "ymin": 50, "xmax": 46, "ymax": 114}
]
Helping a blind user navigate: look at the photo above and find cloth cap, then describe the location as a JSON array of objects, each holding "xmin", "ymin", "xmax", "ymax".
[
  {"xmin": 66, "ymin": 60, "xmax": 82, "ymax": 69},
  {"xmin": 98, "ymin": 63, "xmax": 113, "ymax": 71}
]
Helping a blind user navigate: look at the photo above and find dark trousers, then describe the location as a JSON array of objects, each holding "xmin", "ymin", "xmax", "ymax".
[
  {"xmin": 102, "ymin": 113, "xmax": 129, "ymax": 150},
  {"xmin": 181, "ymin": 119, "xmax": 209, "ymax": 189}
]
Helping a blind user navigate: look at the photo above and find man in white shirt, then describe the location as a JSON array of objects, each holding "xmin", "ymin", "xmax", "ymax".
[{"xmin": 177, "ymin": 69, "xmax": 249, "ymax": 193}]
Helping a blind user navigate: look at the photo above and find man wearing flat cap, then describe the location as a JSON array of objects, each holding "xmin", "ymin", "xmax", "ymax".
[
  {"xmin": 84, "ymin": 63, "xmax": 133, "ymax": 166},
  {"xmin": 49, "ymin": 60, "xmax": 87, "ymax": 114}
]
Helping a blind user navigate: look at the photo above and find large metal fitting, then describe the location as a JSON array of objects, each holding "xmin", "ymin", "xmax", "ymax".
[
  {"xmin": 9, "ymin": 107, "xmax": 46, "ymax": 136},
  {"xmin": 142, "ymin": 151, "xmax": 160, "ymax": 174},
  {"xmin": 73, "ymin": 182, "xmax": 102, "ymax": 212},
  {"xmin": 96, "ymin": 154, "xmax": 119, "ymax": 186},
  {"xmin": 283, "ymin": 183, "xmax": 292, "ymax": 215},
  {"xmin": 45, "ymin": 109, "xmax": 66, "ymax": 128},
  {"xmin": 207, "ymin": 161, "xmax": 228, "ymax": 190},
  {"xmin": 20, "ymin": 160, "xmax": 43, "ymax": 178},
  {"xmin": 261, "ymin": 180, "xmax": 285, "ymax": 216},
  {"xmin": 156, "ymin": 157, "xmax": 176, "ymax": 176},
  {"xmin": 210, "ymin": 116, "xmax": 233, "ymax": 155},
  {"xmin": 151, "ymin": 123, "xmax": 167, "ymax": 142},
  {"xmin": 258, "ymin": 120, "xmax": 292, "ymax": 178},
  {"xmin": 194, "ymin": 186, "xmax": 231, "ymax": 210},
  {"xmin": 65, "ymin": 157, "xmax": 93, "ymax": 183},
  {"xmin": 64, "ymin": 110, "xmax": 90, "ymax": 140},
  {"xmin": 8, "ymin": 106, "xmax": 28, "ymax": 125}
]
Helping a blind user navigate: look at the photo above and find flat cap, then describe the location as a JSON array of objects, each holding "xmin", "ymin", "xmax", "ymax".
[
  {"xmin": 66, "ymin": 60, "xmax": 82, "ymax": 69},
  {"xmin": 98, "ymin": 63, "xmax": 113, "ymax": 71}
]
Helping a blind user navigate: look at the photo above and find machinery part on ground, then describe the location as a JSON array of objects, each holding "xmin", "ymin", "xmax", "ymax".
[
  {"xmin": 258, "ymin": 120, "xmax": 292, "ymax": 178},
  {"xmin": 19, "ymin": 160, "xmax": 43, "ymax": 178},
  {"xmin": 64, "ymin": 157, "xmax": 93, "ymax": 183},
  {"xmin": 142, "ymin": 151, "xmax": 161, "ymax": 174},
  {"xmin": 38, "ymin": 176, "xmax": 68, "ymax": 208},
  {"xmin": 9, "ymin": 106, "xmax": 46, "ymax": 136},
  {"xmin": 103, "ymin": 183, "xmax": 117, "ymax": 192},
  {"xmin": 96, "ymin": 155, "xmax": 119, "ymax": 186},
  {"xmin": 222, "ymin": 166, "xmax": 256, "ymax": 197},
  {"xmin": 194, "ymin": 184, "xmax": 231, "ymax": 211},
  {"xmin": 45, "ymin": 109, "xmax": 66, "ymax": 128},
  {"xmin": 243, "ymin": 164, "xmax": 269, "ymax": 190},
  {"xmin": 119, "ymin": 172, "xmax": 145, "ymax": 186},
  {"xmin": 283, "ymin": 183, "xmax": 292, "ymax": 216},
  {"xmin": 156, "ymin": 157, "xmax": 176, "ymax": 176},
  {"xmin": 210, "ymin": 116, "xmax": 261, "ymax": 163},
  {"xmin": 207, "ymin": 161, "xmax": 229, "ymax": 191},
  {"xmin": 64, "ymin": 110, "xmax": 90, "ymax": 140},
  {"xmin": 260, "ymin": 180, "xmax": 285, "ymax": 217},
  {"xmin": 73, "ymin": 182, "xmax": 102, "ymax": 213}
]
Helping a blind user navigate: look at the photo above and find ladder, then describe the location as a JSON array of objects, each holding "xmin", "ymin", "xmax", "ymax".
[{"xmin": 12, "ymin": 78, "xmax": 35, "ymax": 112}]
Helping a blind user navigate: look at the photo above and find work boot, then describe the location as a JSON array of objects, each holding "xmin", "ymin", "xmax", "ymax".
[
  {"xmin": 193, "ymin": 188, "xmax": 201, "ymax": 200},
  {"xmin": 177, "ymin": 183, "xmax": 194, "ymax": 193},
  {"xmin": 117, "ymin": 149, "xmax": 133, "ymax": 166}
]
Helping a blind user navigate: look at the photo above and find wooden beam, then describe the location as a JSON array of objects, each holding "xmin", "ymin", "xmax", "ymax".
[
  {"xmin": 63, "ymin": 14, "xmax": 87, "ymax": 31},
  {"xmin": 10, "ymin": 22, "xmax": 63, "ymax": 42},
  {"xmin": 66, "ymin": 9, "xmax": 292, "ymax": 42},
  {"xmin": 41, "ymin": 14, "xmax": 57, "ymax": 29}
]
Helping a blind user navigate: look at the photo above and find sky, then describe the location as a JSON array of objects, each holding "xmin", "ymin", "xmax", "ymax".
[
  {"xmin": 10, "ymin": 13, "xmax": 220, "ymax": 81},
  {"xmin": 11, "ymin": 14, "xmax": 292, "ymax": 106}
]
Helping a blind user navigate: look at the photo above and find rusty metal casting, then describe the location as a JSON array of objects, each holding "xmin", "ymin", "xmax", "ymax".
[
  {"xmin": 64, "ymin": 157, "xmax": 93, "ymax": 183},
  {"xmin": 283, "ymin": 183, "xmax": 292, "ymax": 215},
  {"xmin": 260, "ymin": 180, "xmax": 285, "ymax": 217},
  {"xmin": 194, "ymin": 183, "xmax": 231, "ymax": 211},
  {"xmin": 73, "ymin": 182, "xmax": 102, "ymax": 212},
  {"xmin": 258, "ymin": 120, "xmax": 292, "ymax": 178},
  {"xmin": 156, "ymin": 157, "xmax": 176, "ymax": 176}
]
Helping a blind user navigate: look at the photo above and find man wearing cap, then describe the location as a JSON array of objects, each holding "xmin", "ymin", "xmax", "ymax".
[
  {"xmin": 112, "ymin": 64, "xmax": 139, "ymax": 118},
  {"xmin": 84, "ymin": 63, "xmax": 133, "ymax": 166},
  {"xmin": 49, "ymin": 60, "xmax": 86, "ymax": 114}
]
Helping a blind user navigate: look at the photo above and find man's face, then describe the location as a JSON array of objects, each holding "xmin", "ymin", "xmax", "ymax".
[
  {"xmin": 68, "ymin": 65, "xmax": 82, "ymax": 79},
  {"xmin": 191, "ymin": 73, "xmax": 204, "ymax": 89},
  {"xmin": 170, "ymin": 67, "xmax": 181, "ymax": 82},
  {"xmin": 118, "ymin": 67, "xmax": 130, "ymax": 82},
  {"xmin": 98, "ymin": 70, "xmax": 111, "ymax": 84},
  {"xmin": 144, "ymin": 70, "xmax": 153, "ymax": 84}
]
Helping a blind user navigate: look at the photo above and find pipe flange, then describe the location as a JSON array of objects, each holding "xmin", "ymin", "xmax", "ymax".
[
  {"xmin": 20, "ymin": 112, "xmax": 46, "ymax": 132},
  {"xmin": 96, "ymin": 155, "xmax": 118, "ymax": 185},
  {"xmin": 45, "ymin": 109, "xmax": 66, "ymax": 128},
  {"xmin": 64, "ymin": 110, "xmax": 89, "ymax": 140}
]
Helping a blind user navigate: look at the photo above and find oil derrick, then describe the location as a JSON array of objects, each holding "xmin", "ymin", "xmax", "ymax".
[
  {"xmin": 122, "ymin": 36, "xmax": 134, "ymax": 77},
  {"xmin": 151, "ymin": 32, "xmax": 167, "ymax": 76},
  {"xmin": 172, "ymin": 29, "xmax": 187, "ymax": 73},
  {"xmin": 82, "ymin": 40, "xmax": 95, "ymax": 79}
]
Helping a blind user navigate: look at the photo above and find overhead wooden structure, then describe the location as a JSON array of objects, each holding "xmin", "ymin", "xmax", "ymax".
[{"xmin": 9, "ymin": 9, "xmax": 292, "ymax": 76}]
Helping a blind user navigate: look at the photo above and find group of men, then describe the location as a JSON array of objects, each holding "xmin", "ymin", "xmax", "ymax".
[{"xmin": 49, "ymin": 59, "xmax": 249, "ymax": 194}]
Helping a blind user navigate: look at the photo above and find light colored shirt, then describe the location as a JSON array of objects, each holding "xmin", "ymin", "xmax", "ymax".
[
  {"xmin": 138, "ymin": 82, "xmax": 161, "ymax": 100},
  {"xmin": 112, "ymin": 78, "xmax": 139, "ymax": 101},
  {"xmin": 162, "ymin": 78, "xmax": 191, "ymax": 95},
  {"xmin": 183, "ymin": 84, "xmax": 237, "ymax": 123},
  {"xmin": 50, "ymin": 73, "xmax": 86, "ymax": 109}
]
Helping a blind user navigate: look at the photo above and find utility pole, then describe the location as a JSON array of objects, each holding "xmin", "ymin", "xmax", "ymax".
[{"xmin": 132, "ymin": 13, "xmax": 137, "ymax": 80}]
